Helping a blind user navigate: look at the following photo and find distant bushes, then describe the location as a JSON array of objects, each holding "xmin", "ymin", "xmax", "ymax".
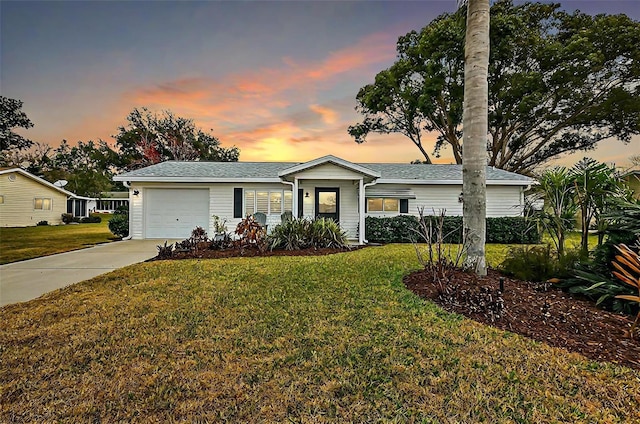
[
  {"xmin": 62, "ymin": 213, "xmax": 102, "ymax": 224},
  {"xmin": 365, "ymin": 215, "xmax": 539, "ymax": 244},
  {"xmin": 108, "ymin": 208, "xmax": 129, "ymax": 238}
]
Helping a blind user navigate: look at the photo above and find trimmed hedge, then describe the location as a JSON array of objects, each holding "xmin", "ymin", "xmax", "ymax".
[{"xmin": 365, "ymin": 215, "xmax": 539, "ymax": 244}]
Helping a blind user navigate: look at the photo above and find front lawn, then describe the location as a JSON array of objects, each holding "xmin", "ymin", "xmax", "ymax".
[
  {"xmin": 0, "ymin": 214, "xmax": 115, "ymax": 264},
  {"xmin": 1, "ymin": 245, "xmax": 638, "ymax": 422}
]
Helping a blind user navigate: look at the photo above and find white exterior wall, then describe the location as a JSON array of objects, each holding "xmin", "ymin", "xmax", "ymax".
[
  {"xmin": 0, "ymin": 171, "xmax": 68, "ymax": 227},
  {"xmin": 128, "ymin": 182, "xmax": 293, "ymax": 239},
  {"xmin": 365, "ymin": 183, "xmax": 524, "ymax": 218},
  {"xmin": 292, "ymin": 163, "xmax": 365, "ymax": 180},
  {"xmin": 128, "ymin": 180, "xmax": 525, "ymax": 240},
  {"xmin": 210, "ymin": 183, "xmax": 294, "ymax": 231},
  {"xmin": 298, "ymin": 179, "xmax": 360, "ymax": 239}
]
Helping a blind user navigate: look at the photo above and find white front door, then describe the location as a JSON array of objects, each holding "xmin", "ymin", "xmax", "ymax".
[{"xmin": 145, "ymin": 188, "xmax": 209, "ymax": 239}]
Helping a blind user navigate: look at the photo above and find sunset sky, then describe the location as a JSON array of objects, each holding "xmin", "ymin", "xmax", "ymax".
[{"xmin": 2, "ymin": 0, "xmax": 639, "ymax": 167}]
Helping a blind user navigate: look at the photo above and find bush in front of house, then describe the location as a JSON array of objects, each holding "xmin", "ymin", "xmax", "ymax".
[
  {"xmin": 80, "ymin": 216, "xmax": 102, "ymax": 224},
  {"xmin": 108, "ymin": 213, "xmax": 129, "ymax": 238},
  {"xmin": 61, "ymin": 213, "xmax": 74, "ymax": 224},
  {"xmin": 269, "ymin": 217, "xmax": 349, "ymax": 250},
  {"xmin": 365, "ymin": 215, "xmax": 539, "ymax": 244},
  {"xmin": 36, "ymin": 220, "xmax": 48, "ymax": 226}
]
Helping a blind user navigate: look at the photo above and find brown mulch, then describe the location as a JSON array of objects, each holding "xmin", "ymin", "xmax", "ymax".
[
  {"xmin": 404, "ymin": 268, "xmax": 640, "ymax": 370},
  {"xmin": 150, "ymin": 245, "xmax": 360, "ymax": 261}
]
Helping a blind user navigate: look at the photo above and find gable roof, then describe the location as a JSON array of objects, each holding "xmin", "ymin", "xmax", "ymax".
[
  {"xmin": 278, "ymin": 155, "xmax": 380, "ymax": 179},
  {"xmin": 0, "ymin": 168, "xmax": 87, "ymax": 198},
  {"xmin": 114, "ymin": 158, "xmax": 535, "ymax": 186}
]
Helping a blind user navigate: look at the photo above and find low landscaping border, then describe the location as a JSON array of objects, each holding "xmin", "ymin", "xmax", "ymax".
[{"xmin": 365, "ymin": 215, "xmax": 540, "ymax": 244}]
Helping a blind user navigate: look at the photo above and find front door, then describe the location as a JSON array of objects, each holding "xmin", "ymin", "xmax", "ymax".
[{"xmin": 315, "ymin": 187, "xmax": 339, "ymax": 222}]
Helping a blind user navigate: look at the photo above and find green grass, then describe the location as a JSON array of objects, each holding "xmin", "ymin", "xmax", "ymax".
[
  {"xmin": 1, "ymin": 245, "xmax": 638, "ymax": 422},
  {"xmin": 0, "ymin": 214, "xmax": 116, "ymax": 264}
]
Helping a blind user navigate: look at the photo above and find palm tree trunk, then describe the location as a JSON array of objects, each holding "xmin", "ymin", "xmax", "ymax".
[{"xmin": 462, "ymin": 0, "xmax": 489, "ymax": 276}]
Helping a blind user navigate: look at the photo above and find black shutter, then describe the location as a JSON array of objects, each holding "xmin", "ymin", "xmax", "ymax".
[
  {"xmin": 233, "ymin": 188, "xmax": 243, "ymax": 218},
  {"xmin": 298, "ymin": 189, "xmax": 304, "ymax": 218},
  {"xmin": 400, "ymin": 199, "xmax": 409, "ymax": 214},
  {"xmin": 364, "ymin": 197, "xmax": 368, "ymax": 213}
]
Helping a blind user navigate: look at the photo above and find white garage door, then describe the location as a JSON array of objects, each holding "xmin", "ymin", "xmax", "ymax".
[{"xmin": 145, "ymin": 189, "xmax": 209, "ymax": 239}]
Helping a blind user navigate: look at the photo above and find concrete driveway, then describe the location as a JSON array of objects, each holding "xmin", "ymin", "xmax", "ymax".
[{"xmin": 0, "ymin": 240, "xmax": 162, "ymax": 307}]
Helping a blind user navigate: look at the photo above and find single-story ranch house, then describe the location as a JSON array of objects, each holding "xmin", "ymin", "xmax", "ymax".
[
  {"xmin": 113, "ymin": 155, "xmax": 535, "ymax": 243},
  {"xmin": 0, "ymin": 168, "xmax": 93, "ymax": 227}
]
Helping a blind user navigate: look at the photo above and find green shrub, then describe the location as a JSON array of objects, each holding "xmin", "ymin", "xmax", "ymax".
[
  {"xmin": 269, "ymin": 218, "xmax": 348, "ymax": 250},
  {"xmin": 80, "ymin": 216, "xmax": 102, "ymax": 224},
  {"xmin": 365, "ymin": 215, "xmax": 538, "ymax": 244},
  {"xmin": 499, "ymin": 245, "xmax": 583, "ymax": 282},
  {"xmin": 108, "ymin": 213, "xmax": 129, "ymax": 238},
  {"xmin": 558, "ymin": 200, "xmax": 640, "ymax": 313},
  {"xmin": 61, "ymin": 213, "xmax": 74, "ymax": 224},
  {"xmin": 36, "ymin": 220, "xmax": 48, "ymax": 226}
]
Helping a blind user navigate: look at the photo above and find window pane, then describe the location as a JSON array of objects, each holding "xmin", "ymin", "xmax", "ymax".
[
  {"xmin": 34, "ymin": 198, "xmax": 43, "ymax": 209},
  {"xmin": 283, "ymin": 191, "xmax": 292, "ymax": 212},
  {"xmin": 383, "ymin": 198, "xmax": 399, "ymax": 212},
  {"xmin": 318, "ymin": 192, "xmax": 337, "ymax": 213},
  {"xmin": 270, "ymin": 191, "xmax": 282, "ymax": 214},
  {"xmin": 43, "ymin": 198, "xmax": 52, "ymax": 210},
  {"xmin": 256, "ymin": 192, "xmax": 269, "ymax": 213},
  {"xmin": 0, "ymin": 195, "xmax": 4, "ymax": 204},
  {"xmin": 245, "ymin": 191, "xmax": 255, "ymax": 216},
  {"xmin": 367, "ymin": 198, "xmax": 383, "ymax": 212}
]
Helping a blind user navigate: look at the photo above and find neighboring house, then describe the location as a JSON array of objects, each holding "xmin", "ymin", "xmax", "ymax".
[
  {"xmin": 622, "ymin": 170, "xmax": 640, "ymax": 200},
  {"xmin": 0, "ymin": 168, "xmax": 92, "ymax": 227},
  {"xmin": 95, "ymin": 191, "xmax": 129, "ymax": 213},
  {"xmin": 113, "ymin": 155, "xmax": 536, "ymax": 243}
]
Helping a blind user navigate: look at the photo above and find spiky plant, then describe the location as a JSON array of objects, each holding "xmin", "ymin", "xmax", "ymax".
[{"xmin": 612, "ymin": 243, "xmax": 640, "ymax": 338}]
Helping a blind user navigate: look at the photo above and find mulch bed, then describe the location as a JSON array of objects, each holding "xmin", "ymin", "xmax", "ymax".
[
  {"xmin": 404, "ymin": 268, "xmax": 640, "ymax": 370},
  {"xmin": 150, "ymin": 245, "xmax": 360, "ymax": 261}
]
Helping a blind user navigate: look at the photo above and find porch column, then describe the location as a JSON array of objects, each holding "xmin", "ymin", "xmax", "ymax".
[
  {"xmin": 359, "ymin": 177, "xmax": 365, "ymax": 245},
  {"xmin": 293, "ymin": 177, "xmax": 299, "ymax": 218}
]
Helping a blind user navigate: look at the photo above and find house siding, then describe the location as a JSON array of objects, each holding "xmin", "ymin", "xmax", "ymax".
[
  {"xmin": 0, "ymin": 171, "xmax": 67, "ymax": 227},
  {"xmin": 365, "ymin": 184, "xmax": 524, "ymax": 218},
  {"xmin": 293, "ymin": 163, "xmax": 366, "ymax": 180},
  {"xmin": 298, "ymin": 180, "xmax": 360, "ymax": 239}
]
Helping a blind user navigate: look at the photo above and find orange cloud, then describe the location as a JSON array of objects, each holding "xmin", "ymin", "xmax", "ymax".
[{"xmin": 309, "ymin": 104, "xmax": 339, "ymax": 125}]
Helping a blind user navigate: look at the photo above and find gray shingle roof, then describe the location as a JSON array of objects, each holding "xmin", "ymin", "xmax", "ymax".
[{"xmin": 114, "ymin": 160, "xmax": 534, "ymax": 184}]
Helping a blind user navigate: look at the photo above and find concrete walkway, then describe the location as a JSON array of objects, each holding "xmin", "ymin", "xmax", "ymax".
[{"xmin": 0, "ymin": 240, "xmax": 162, "ymax": 307}]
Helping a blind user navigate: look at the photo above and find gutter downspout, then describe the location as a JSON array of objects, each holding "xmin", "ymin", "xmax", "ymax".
[
  {"xmin": 361, "ymin": 179, "xmax": 378, "ymax": 244},
  {"xmin": 281, "ymin": 180, "xmax": 295, "ymax": 217},
  {"xmin": 121, "ymin": 181, "xmax": 133, "ymax": 240}
]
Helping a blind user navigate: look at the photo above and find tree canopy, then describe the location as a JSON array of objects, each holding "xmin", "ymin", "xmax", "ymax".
[
  {"xmin": 349, "ymin": 1, "xmax": 640, "ymax": 174},
  {"xmin": 114, "ymin": 107, "xmax": 239, "ymax": 170},
  {"xmin": 0, "ymin": 96, "xmax": 34, "ymax": 161},
  {"xmin": 6, "ymin": 105, "xmax": 240, "ymax": 196}
]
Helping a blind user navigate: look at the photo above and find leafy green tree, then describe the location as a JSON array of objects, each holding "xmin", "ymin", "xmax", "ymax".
[
  {"xmin": 462, "ymin": 0, "xmax": 489, "ymax": 276},
  {"xmin": 1, "ymin": 96, "xmax": 34, "ymax": 163},
  {"xmin": 533, "ymin": 167, "xmax": 577, "ymax": 258},
  {"xmin": 44, "ymin": 140, "xmax": 119, "ymax": 198},
  {"xmin": 570, "ymin": 158, "xmax": 633, "ymax": 254},
  {"xmin": 350, "ymin": 1, "xmax": 640, "ymax": 174},
  {"xmin": 114, "ymin": 107, "xmax": 240, "ymax": 170}
]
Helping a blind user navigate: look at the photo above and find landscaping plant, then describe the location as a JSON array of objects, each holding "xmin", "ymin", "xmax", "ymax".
[
  {"xmin": 412, "ymin": 208, "xmax": 466, "ymax": 295},
  {"xmin": 268, "ymin": 217, "xmax": 348, "ymax": 250},
  {"xmin": 108, "ymin": 209, "xmax": 129, "ymax": 238},
  {"xmin": 235, "ymin": 215, "xmax": 267, "ymax": 250},
  {"xmin": 610, "ymin": 243, "xmax": 640, "ymax": 337}
]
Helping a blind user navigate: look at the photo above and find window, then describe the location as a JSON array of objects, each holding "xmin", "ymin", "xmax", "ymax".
[
  {"xmin": 0, "ymin": 195, "xmax": 4, "ymax": 204},
  {"xmin": 367, "ymin": 197, "xmax": 399, "ymax": 213},
  {"xmin": 245, "ymin": 191, "xmax": 255, "ymax": 216},
  {"xmin": 256, "ymin": 192, "xmax": 269, "ymax": 213},
  {"xmin": 245, "ymin": 190, "xmax": 293, "ymax": 215},
  {"xmin": 269, "ymin": 192, "xmax": 282, "ymax": 213},
  {"xmin": 34, "ymin": 197, "xmax": 52, "ymax": 210}
]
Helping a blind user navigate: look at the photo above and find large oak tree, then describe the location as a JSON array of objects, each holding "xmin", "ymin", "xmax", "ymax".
[{"xmin": 349, "ymin": 1, "xmax": 640, "ymax": 174}]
